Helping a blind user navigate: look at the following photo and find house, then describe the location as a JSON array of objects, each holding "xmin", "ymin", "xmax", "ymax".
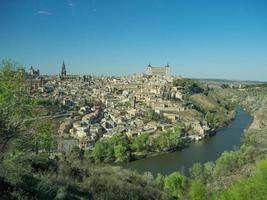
[
  {"xmin": 90, "ymin": 124, "xmax": 103, "ymax": 138},
  {"xmin": 58, "ymin": 119, "xmax": 73, "ymax": 135}
]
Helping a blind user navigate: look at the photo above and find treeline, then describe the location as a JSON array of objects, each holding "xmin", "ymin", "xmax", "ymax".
[{"xmin": 87, "ymin": 126, "xmax": 183, "ymax": 163}]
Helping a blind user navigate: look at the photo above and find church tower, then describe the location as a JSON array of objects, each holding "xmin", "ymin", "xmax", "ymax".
[{"xmin": 61, "ymin": 61, "xmax": 66, "ymax": 77}]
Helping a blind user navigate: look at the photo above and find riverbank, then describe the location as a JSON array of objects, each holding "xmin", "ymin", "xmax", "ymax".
[
  {"xmin": 121, "ymin": 107, "xmax": 252, "ymax": 175},
  {"xmin": 198, "ymin": 87, "xmax": 267, "ymax": 193},
  {"xmin": 125, "ymin": 109, "xmax": 236, "ymax": 163}
]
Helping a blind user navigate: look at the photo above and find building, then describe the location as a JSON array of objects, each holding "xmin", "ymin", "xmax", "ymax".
[
  {"xmin": 146, "ymin": 64, "xmax": 170, "ymax": 76},
  {"xmin": 59, "ymin": 61, "xmax": 91, "ymax": 81},
  {"xmin": 29, "ymin": 66, "xmax": 40, "ymax": 77}
]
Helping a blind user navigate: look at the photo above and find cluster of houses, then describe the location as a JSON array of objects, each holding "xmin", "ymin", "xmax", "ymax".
[{"xmin": 35, "ymin": 64, "xmax": 211, "ymax": 150}]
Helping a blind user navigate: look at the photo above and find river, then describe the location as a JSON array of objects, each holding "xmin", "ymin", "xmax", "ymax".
[{"xmin": 122, "ymin": 107, "xmax": 253, "ymax": 175}]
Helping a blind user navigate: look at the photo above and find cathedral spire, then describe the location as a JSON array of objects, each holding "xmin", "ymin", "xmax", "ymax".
[{"xmin": 61, "ymin": 61, "xmax": 66, "ymax": 76}]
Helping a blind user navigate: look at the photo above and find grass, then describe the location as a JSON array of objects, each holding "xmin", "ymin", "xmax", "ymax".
[{"xmin": 190, "ymin": 94, "xmax": 219, "ymax": 112}]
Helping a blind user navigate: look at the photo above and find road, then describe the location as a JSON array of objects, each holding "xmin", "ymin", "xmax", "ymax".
[{"xmin": 23, "ymin": 113, "xmax": 71, "ymax": 122}]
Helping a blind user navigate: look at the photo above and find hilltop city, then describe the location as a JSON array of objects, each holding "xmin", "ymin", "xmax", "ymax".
[{"xmin": 24, "ymin": 62, "xmax": 223, "ymax": 152}]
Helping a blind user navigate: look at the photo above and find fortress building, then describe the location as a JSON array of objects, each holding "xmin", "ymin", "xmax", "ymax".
[{"xmin": 146, "ymin": 64, "xmax": 170, "ymax": 76}]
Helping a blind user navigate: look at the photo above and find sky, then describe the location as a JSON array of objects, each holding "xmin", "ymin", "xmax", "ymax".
[{"xmin": 0, "ymin": 0, "xmax": 267, "ymax": 81}]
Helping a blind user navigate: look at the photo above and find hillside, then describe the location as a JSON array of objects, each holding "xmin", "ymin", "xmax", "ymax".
[{"xmin": 1, "ymin": 62, "xmax": 267, "ymax": 200}]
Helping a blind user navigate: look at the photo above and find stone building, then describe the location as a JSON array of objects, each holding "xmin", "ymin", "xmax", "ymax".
[
  {"xmin": 146, "ymin": 64, "xmax": 170, "ymax": 76},
  {"xmin": 29, "ymin": 66, "xmax": 40, "ymax": 77},
  {"xmin": 59, "ymin": 61, "xmax": 92, "ymax": 81}
]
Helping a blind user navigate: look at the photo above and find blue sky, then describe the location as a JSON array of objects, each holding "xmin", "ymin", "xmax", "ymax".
[{"xmin": 0, "ymin": 0, "xmax": 267, "ymax": 80}]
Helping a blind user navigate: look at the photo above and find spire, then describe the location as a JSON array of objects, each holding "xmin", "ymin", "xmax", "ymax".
[{"xmin": 61, "ymin": 61, "xmax": 66, "ymax": 76}]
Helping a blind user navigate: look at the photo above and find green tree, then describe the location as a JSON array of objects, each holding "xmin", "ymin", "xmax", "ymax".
[
  {"xmin": 114, "ymin": 144, "xmax": 128, "ymax": 162},
  {"xmin": 189, "ymin": 180, "xmax": 208, "ymax": 200},
  {"xmin": 34, "ymin": 121, "xmax": 57, "ymax": 153},
  {"xmin": 164, "ymin": 172, "xmax": 188, "ymax": 199},
  {"xmin": 168, "ymin": 131, "xmax": 182, "ymax": 149},
  {"xmin": 155, "ymin": 173, "xmax": 165, "ymax": 190},
  {"xmin": 189, "ymin": 163, "xmax": 205, "ymax": 183},
  {"xmin": 205, "ymin": 112, "xmax": 222, "ymax": 128},
  {"xmin": 0, "ymin": 60, "xmax": 33, "ymax": 119},
  {"xmin": 93, "ymin": 141, "xmax": 104, "ymax": 162},
  {"xmin": 203, "ymin": 161, "xmax": 215, "ymax": 182},
  {"xmin": 0, "ymin": 111, "xmax": 20, "ymax": 159},
  {"xmin": 173, "ymin": 78, "xmax": 204, "ymax": 95},
  {"xmin": 157, "ymin": 135, "xmax": 168, "ymax": 150},
  {"xmin": 214, "ymin": 158, "xmax": 267, "ymax": 200},
  {"xmin": 214, "ymin": 151, "xmax": 245, "ymax": 176},
  {"xmin": 131, "ymin": 134, "xmax": 149, "ymax": 152}
]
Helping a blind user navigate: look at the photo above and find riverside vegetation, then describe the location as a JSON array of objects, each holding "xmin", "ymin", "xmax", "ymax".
[{"xmin": 1, "ymin": 60, "xmax": 267, "ymax": 199}]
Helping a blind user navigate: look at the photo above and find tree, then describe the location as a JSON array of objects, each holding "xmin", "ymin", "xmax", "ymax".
[
  {"xmin": 221, "ymin": 84, "xmax": 230, "ymax": 89},
  {"xmin": 0, "ymin": 111, "xmax": 21, "ymax": 160},
  {"xmin": 92, "ymin": 141, "xmax": 104, "ymax": 162},
  {"xmin": 157, "ymin": 135, "xmax": 169, "ymax": 150},
  {"xmin": 131, "ymin": 134, "xmax": 149, "ymax": 152},
  {"xmin": 214, "ymin": 151, "xmax": 245, "ymax": 176},
  {"xmin": 189, "ymin": 180, "xmax": 208, "ymax": 200},
  {"xmin": 203, "ymin": 161, "xmax": 215, "ymax": 182},
  {"xmin": 155, "ymin": 173, "xmax": 165, "ymax": 190},
  {"xmin": 168, "ymin": 131, "xmax": 182, "ymax": 150},
  {"xmin": 114, "ymin": 144, "xmax": 128, "ymax": 162},
  {"xmin": 164, "ymin": 172, "xmax": 188, "ymax": 199},
  {"xmin": 189, "ymin": 163, "xmax": 205, "ymax": 183},
  {"xmin": 205, "ymin": 112, "xmax": 223, "ymax": 128},
  {"xmin": 214, "ymin": 158, "xmax": 267, "ymax": 200},
  {"xmin": 0, "ymin": 60, "xmax": 33, "ymax": 119},
  {"xmin": 173, "ymin": 79, "xmax": 204, "ymax": 95},
  {"xmin": 34, "ymin": 121, "xmax": 57, "ymax": 153}
]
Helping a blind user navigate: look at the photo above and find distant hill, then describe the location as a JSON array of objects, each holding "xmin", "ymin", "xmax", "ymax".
[{"xmin": 194, "ymin": 78, "xmax": 267, "ymax": 88}]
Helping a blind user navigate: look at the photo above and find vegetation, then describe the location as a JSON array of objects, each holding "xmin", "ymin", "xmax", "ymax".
[
  {"xmin": 163, "ymin": 172, "xmax": 188, "ymax": 199},
  {"xmin": 184, "ymin": 86, "xmax": 267, "ymax": 199},
  {"xmin": 0, "ymin": 60, "xmax": 33, "ymax": 119},
  {"xmin": 173, "ymin": 78, "xmax": 205, "ymax": 95},
  {"xmin": 172, "ymin": 78, "xmax": 235, "ymax": 130},
  {"xmin": 88, "ymin": 127, "xmax": 183, "ymax": 163},
  {"xmin": 0, "ymin": 61, "xmax": 169, "ymax": 199},
  {"xmin": 1, "ymin": 61, "xmax": 267, "ymax": 199},
  {"xmin": 212, "ymin": 157, "xmax": 267, "ymax": 200},
  {"xmin": 190, "ymin": 94, "xmax": 218, "ymax": 112},
  {"xmin": 91, "ymin": 135, "xmax": 130, "ymax": 162}
]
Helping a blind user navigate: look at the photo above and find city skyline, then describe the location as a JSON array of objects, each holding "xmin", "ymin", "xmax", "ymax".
[{"xmin": 1, "ymin": 0, "xmax": 267, "ymax": 81}]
